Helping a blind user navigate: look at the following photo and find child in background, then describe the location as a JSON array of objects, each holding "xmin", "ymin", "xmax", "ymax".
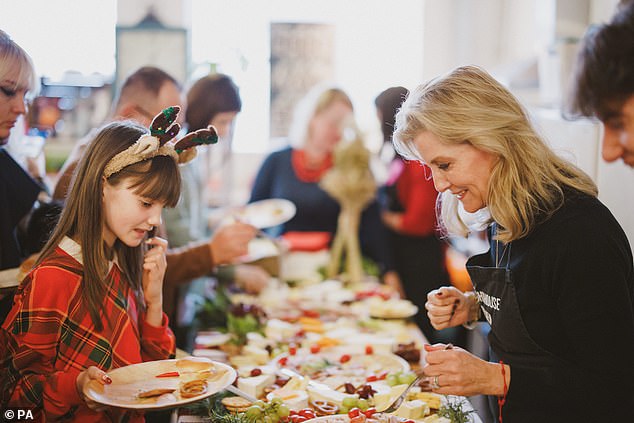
[{"xmin": 0, "ymin": 107, "xmax": 217, "ymax": 422}]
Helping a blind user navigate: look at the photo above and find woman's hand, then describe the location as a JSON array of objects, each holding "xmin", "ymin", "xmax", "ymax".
[
  {"xmin": 425, "ymin": 286, "xmax": 473, "ymax": 329},
  {"xmin": 210, "ymin": 221, "xmax": 257, "ymax": 265},
  {"xmin": 235, "ymin": 264, "xmax": 270, "ymax": 294},
  {"xmin": 423, "ymin": 344, "xmax": 509, "ymax": 397},
  {"xmin": 381, "ymin": 211, "xmax": 403, "ymax": 232},
  {"xmin": 76, "ymin": 366, "xmax": 111, "ymax": 411},
  {"xmin": 142, "ymin": 236, "xmax": 168, "ymax": 325},
  {"xmin": 382, "ymin": 271, "xmax": 405, "ymax": 298}
]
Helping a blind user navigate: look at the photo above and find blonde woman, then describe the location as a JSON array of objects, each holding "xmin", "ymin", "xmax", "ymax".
[
  {"xmin": 0, "ymin": 30, "xmax": 41, "ymax": 320},
  {"xmin": 394, "ymin": 65, "xmax": 634, "ymax": 421},
  {"xmin": 250, "ymin": 85, "xmax": 397, "ymax": 281}
]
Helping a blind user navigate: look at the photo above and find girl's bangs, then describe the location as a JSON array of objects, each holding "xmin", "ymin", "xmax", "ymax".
[{"xmin": 125, "ymin": 156, "xmax": 181, "ymax": 207}]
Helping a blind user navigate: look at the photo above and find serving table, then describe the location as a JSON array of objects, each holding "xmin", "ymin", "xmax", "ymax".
[{"xmin": 171, "ymin": 274, "xmax": 482, "ymax": 423}]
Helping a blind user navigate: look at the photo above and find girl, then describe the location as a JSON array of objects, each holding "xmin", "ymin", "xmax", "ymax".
[{"xmin": 0, "ymin": 106, "xmax": 217, "ymax": 422}]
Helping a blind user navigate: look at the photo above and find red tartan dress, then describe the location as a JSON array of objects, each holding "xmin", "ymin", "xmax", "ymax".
[{"xmin": 0, "ymin": 237, "xmax": 175, "ymax": 422}]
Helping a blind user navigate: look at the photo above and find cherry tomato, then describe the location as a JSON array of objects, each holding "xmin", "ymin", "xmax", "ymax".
[
  {"xmin": 363, "ymin": 407, "xmax": 377, "ymax": 417},
  {"xmin": 340, "ymin": 354, "xmax": 351, "ymax": 363},
  {"xmin": 302, "ymin": 309, "xmax": 320, "ymax": 318},
  {"xmin": 365, "ymin": 345, "xmax": 374, "ymax": 355},
  {"xmin": 348, "ymin": 407, "xmax": 361, "ymax": 418},
  {"xmin": 290, "ymin": 416, "xmax": 306, "ymax": 423},
  {"xmin": 298, "ymin": 409, "xmax": 316, "ymax": 419},
  {"xmin": 310, "ymin": 344, "xmax": 321, "ymax": 354}
]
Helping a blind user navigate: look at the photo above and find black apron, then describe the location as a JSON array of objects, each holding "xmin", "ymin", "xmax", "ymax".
[{"xmin": 466, "ymin": 238, "xmax": 560, "ymax": 422}]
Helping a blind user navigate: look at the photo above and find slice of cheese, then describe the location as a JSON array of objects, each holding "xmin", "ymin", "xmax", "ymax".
[
  {"xmin": 306, "ymin": 385, "xmax": 355, "ymax": 407},
  {"xmin": 237, "ymin": 373, "xmax": 275, "ymax": 398},
  {"xmin": 395, "ymin": 399, "xmax": 425, "ymax": 419}
]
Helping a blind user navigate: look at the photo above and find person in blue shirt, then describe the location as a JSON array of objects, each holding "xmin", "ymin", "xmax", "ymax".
[{"xmin": 250, "ymin": 85, "xmax": 398, "ymax": 283}]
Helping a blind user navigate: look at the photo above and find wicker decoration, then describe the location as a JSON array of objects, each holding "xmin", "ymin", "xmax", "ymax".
[{"xmin": 320, "ymin": 131, "xmax": 376, "ymax": 283}]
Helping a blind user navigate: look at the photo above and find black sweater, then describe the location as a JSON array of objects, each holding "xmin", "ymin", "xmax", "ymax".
[{"xmin": 472, "ymin": 190, "xmax": 634, "ymax": 422}]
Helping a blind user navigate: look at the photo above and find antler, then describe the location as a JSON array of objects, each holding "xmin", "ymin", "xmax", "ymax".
[
  {"xmin": 150, "ymin": 105, "xmax": 181, "ymax": 145},
  {"xmin": 174, "ymin": 126, "xmax": 218, "ymax": 153},
  {"xmin": 173, "ymin": 125, "xmax": 219, "ymax": 164}
]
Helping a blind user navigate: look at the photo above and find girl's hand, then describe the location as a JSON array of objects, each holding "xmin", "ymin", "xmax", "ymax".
[
  {"xmin": 76, "ymin": 366, "xmax": 111, "ymax": 411},
  {"xmin": 423, "ymin": 343, "xmax": 509, "ymax": 397},
  {"xmin": 425, "ymin": 286, "xmax": 471, "ymax": 329},
  {"xmin": 142, "ymin": 236, "xmax": 168, "ymax": 309}
]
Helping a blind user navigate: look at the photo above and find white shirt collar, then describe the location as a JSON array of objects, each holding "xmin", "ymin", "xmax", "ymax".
[
  {"xmin": 58, "ymin": 236, "xmax": 117, "ymax": 270},
  {"xmin": 59, "ymin": 236, "xmax": 83, "ymax": 264}
]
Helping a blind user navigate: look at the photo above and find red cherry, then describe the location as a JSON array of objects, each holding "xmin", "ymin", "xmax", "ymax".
[
  {"xmin": 365, "ymin": 345, "xmax": 374, "ymax": 355},
  {"xmin": 278, "ymin": 357, "xmax": 288, "ymax": 366},
  {"xmin": 340, "ymin": 354, "xmax": 351, "ymax": 363},
  {"xmin": 289, "ymin": 345, "xmax": 297, "ymax": 356},
  {"xmin": 310, "ymin": 345, "xmax": 321, "ymax": 354}
]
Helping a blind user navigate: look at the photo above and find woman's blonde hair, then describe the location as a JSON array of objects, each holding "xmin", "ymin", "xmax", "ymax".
[
  {"xmin": 288, "ymin": 84, "xmax": 354, "ymax": 148},
  {"xmin": 37, "ymin": 121, "xmax": 181, "ymax": 331},
  {"xmin": 393, "ymin": 65, "xmax": 597, "ymax": 243},
  {"xmin": 0, "ymin": 30, "xmax": 37, "ymax": 94}
]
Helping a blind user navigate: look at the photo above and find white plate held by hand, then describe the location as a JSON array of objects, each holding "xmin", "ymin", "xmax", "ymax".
[{"xmin": 236, "ymin": 199, "xmax": 296, "ymax": 229}]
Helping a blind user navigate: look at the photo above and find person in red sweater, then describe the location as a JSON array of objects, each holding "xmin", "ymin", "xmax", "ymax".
[
  {"xmin": 0, "ymin": 107, "xmax": 215, "ymax": 421},
  {"xmin": 376, "ymin": 87, "xmax": 450, "ymax": 343}
]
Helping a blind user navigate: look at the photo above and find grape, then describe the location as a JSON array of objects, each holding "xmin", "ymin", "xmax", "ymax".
[
  {"xmin": 255, "ymin": 400, "xmax": 267, "ymax": 408},
  {"xmin": 339, "ymin": 405, "xmax": 350, "ymax": 414},
  {"xmin": 342, "ymin": 397, "xmax": 358, "ymax": 408},
  {"xmin": 270, "ymin": 397, "xmax": 283, "ymax": 407},
  {"xmin": 398, "ymin": 372, "xmax": 417, "ymax": 385},
  {"xmin": 277, "ymin": 404, "xmax": 290, "ymax": 418},
  {"xmin": 386, "ymin": 374, "xmax": 400, "ymax": 386},
  {"xmin": 357, "ymin": 398, "xmax": 369, "ymax": 411},
  {"xmin": 245, "ymin": 405, "xmax": 264, "ymax": 418}
]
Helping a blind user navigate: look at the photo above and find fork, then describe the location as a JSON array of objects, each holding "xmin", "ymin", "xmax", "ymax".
[
  {"xmin": 376, "ymin": 374, "xmax": 423, "ymax": 414},
  {"xmin": 378, "ymin": 343, "xmax": 454, "ymax": 414}
]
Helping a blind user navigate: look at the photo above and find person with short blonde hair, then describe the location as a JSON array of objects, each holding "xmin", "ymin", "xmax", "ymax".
[
  {"xmin": 394, "ymin": 65, "xmax": 634, "ymax": 421},
  {"xmin": 0, "ymin": 30, "xmax": 42, "ymax": 320},
  {"xmin": 250, "ymin": 85, "xmax": 397, "ymax": 280}
]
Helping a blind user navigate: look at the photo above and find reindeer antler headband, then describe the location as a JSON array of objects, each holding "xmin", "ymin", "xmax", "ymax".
[{"xmin": 103, "ymin": 106, "xmax": 218, "ymax": 178}]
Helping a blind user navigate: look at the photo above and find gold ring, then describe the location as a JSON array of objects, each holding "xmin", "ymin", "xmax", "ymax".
[{"xmin": 432, "ymin": 375, "xmax": 440, "ymax": 389}]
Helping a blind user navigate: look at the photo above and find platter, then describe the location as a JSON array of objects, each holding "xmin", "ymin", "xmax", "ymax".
[
  {"xmin": 236, "ymin": 198, "xmax": 296, "ymax": 229},
  {"xmin": 83, "ymin": 358, "xmax": 236, "ymax": 410},
  {"xmin": 367, "ymin": 298, "xmax": 419, "ymax": 320},
  {"xmin": 272, "ymin": 347, "xmax": 410, "ymax": 390}
]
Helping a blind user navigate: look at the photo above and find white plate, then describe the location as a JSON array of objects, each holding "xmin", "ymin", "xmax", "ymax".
[
  {"xmin": 236, "ymin": 199, "xmax": 296, "ymax": 229},
  {"xmin": 368, "ymin": 299, "xmax": 419, "ymax": 320},
  {"xmin": 83, "ymin": 359, "xmax": 236, "ymax": 410}
]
